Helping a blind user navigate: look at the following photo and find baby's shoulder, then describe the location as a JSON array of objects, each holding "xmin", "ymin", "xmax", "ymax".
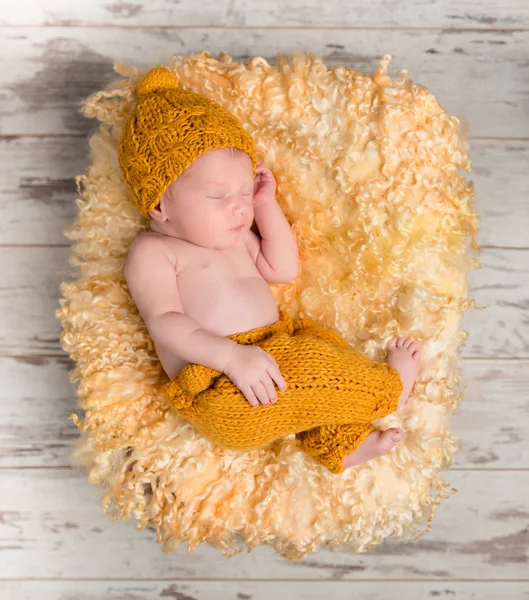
[
  {"xmin": 127, "ymin": 231, "xmax": 189, "ymax": 276},
  {"xmin": 127, "ymin": 231, "xmax": 165, "ymax": 257}
]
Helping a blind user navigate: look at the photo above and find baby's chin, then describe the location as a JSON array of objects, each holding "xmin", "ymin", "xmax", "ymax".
[{"xmin": 189, "ymin": 233, "xmax": 240, "ymax": 250}]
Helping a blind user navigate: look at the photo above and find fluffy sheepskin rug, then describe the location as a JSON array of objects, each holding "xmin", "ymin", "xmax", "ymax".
[{"xmin": 55, "ymin": 51, "xmax": 481, "ymax": 560}]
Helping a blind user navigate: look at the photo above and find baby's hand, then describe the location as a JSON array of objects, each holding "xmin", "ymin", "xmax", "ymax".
[
  {"xmin": 252, "ymin": 163, "xmax": 277, "ymax": 207},
  {"xmin": 222, "ymin": 344, "xmax": 287, "ymax": 407}
]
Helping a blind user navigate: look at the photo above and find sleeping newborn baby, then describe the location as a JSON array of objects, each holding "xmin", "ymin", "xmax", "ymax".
[{"xmin": 120, "ymin": 66, "xmax": 421, "ymax": 474}]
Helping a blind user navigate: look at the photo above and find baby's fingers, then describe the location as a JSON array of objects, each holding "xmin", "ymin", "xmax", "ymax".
[
  {"xmin": 260, "ymin": 376, "xmax": 278, "ymax": 404},
  {"xmin": 242, "ymin": 387, "xmax": 259, "ymax": 407},
  {"xmin": 268, "ymin": 367, "xmax": 287, "ymax": 392}
]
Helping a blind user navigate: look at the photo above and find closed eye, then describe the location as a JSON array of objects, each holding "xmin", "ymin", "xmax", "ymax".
[{"xmin": 208, "ymin": 193, "xmax": 253, "ymax": 199}]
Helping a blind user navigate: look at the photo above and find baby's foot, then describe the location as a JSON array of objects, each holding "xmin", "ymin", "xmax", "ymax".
[
  {"xmin": 342, "ymin": 428, "xmax": 404, "ymax": 469},
  {"xmin": 386, "ymin": 336, "xmax": 421, "ymax": 408}
]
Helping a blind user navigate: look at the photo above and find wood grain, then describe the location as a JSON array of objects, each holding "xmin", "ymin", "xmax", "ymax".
[
  {"xmin": 1, "ymin": 356, "xmax": 527, "ymax": 469},
  {"xmin": 462, "ymin": 248, "xmax": 529, "ymax": 358},
  {"xmin": 1, "ymin": 581, "xmax": 528, "ymax": 600},
  {"xmin": 2, "ymin": 1, "xmax": 528, "ymax": 596},
  {"xmin": 1, "ymin": 137, "xmax": 528, "ymax": 248},
  {"xmin": 0, "ymin": 246, "xmax": 526, "ymax": 358},
  {"xmin": 2, "ymin": 0, "xmax": 528, "ymax": 29},
  {"xmin": 0, "ymin": 136, "xmax": 87, "ymax": 246},
  {"xmin": 0, "ymin": 469, "xmax": 526, "ymax": 579},
  {"xmin": 1, "ymin": 29, "xmax": 527, "ymax": 137}
]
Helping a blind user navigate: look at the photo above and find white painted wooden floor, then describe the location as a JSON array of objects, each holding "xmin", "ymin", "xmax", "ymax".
[{"xmin": 1, "ymin": 1, "xmax": 528, "ymax": 599}]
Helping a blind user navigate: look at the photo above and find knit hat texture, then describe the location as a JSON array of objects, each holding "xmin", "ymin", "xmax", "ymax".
[{"xmin": 118, "ymin": 66, "xmax": 258, "ymax": 218}]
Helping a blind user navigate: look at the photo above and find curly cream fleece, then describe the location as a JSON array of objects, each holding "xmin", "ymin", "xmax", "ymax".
[{"xmin": 55, "ymin": 50, "xmax": 480, "ymax": 560}]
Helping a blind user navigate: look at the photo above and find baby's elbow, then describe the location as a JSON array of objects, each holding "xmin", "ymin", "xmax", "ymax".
[
  {"xmin": 275, "ymin": 270, "xmax": 298, "ymax": 284},
  {"xmin": 285, "ymin": 262, "xmax": 299, "ymax": 283},
  {"xmin": 287, "ymin": 270, "xmax": 298, "ymax": 283}
]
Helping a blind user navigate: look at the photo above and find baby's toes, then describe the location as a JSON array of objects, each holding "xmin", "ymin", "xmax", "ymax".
[
  {"xmin": 402, "ymin": 338, "xmax": 413, "ymax": 350},
  {"xmin": 378, "ymin": 428, "xmax": 403, "ymax": 451}
]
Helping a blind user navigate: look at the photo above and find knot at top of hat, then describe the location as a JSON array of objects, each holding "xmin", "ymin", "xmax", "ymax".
[{"xmin": 137, "ymin": 66, "xmax": 179, "ymax": 97}]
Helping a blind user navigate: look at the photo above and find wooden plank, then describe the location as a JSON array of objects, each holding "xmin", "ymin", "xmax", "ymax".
[
  {"xmin": 2, "ymin": 0, "xmax": 528, "ymax": 29},
  {"xmin": 1, "ymin": 29, "xmax": 527, "ymax": 137},
  {"xmin": 1, "ymin": 137, "xmax": 528, "ymax": 248},
  {"xmin": 0, "ymin": 246, "xmax": 525, "ymax": 358},
  {"xmin": 1, "ymin": 356, "xmax": 527, "ymax": 469},
  {"xmin": 0, "ymin": 469, "xmax": 526, "ymax": 579},
  {"xmin": 0, "ymin": 137, "xmax": 86, "ymax": 245},
  {"xmin": 452, "ymin": 360, "xmax": 529, "ymax": 468},
  {"xmin": 0, "ymin": 356, "xmax": 79, "ymax": 468},
  {"xmin": 462, "ymin": 247, "xmax": 529, "ymax": 358},
  {"xmin": 468, "ymin": 139, "xmax": 529, "ymax": 249},
  {"xmin": 1, "ymin": 581, "xmax": 528, "ymax": 600}
]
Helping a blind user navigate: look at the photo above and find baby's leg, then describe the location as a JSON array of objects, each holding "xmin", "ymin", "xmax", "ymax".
[
  {"xmin": 342, "ymin": 428, "xmax": 404, "ymax": 468},
  {"xmin": 387, "ymin": 335, "xmax": 421, "ymax": 410},
  {"xmin": 341, "ymin": 335, "xmax": 421, "ymax": 469}
]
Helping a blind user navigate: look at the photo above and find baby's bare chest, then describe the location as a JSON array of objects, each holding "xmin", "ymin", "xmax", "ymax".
[
  {"xmin": 174, "ymin": 240, "xmax": 279, "ymax": 336},
  {"xmin": 178, "ymin": 245, "xmax": 258, "ymax": 302}
]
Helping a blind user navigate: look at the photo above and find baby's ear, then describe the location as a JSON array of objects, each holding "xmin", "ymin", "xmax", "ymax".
[
  {"xmin": 148, "ymin": 203, "xmax": 164, "ymax": 221},
  {"xmin": 149, "ymin": 188, "xmax": 172, "ymax": 221}
]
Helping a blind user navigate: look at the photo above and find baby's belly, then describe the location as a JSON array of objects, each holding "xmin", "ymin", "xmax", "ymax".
[
  {"xmin": 189, "ymin": 276, "xmax": 280, "ymax": 334},
  {"xmin": 158, "ymin": 276, "xmax": 280, "ymax": 380}
]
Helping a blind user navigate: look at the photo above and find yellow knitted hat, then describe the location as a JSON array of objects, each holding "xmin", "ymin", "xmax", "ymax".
[{"xmin": 118, "ymin": 66, "xmax": 258, "ymax": 218}]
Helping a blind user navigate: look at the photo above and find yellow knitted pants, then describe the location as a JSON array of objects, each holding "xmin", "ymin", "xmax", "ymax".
[{"xmin": 159, "ymin": 310, "xmax": 404, "ymax": 474}]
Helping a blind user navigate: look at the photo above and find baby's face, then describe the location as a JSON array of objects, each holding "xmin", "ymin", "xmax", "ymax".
[{"xmin": 149, "ymin": 147, "xmax": 255, "ymax": 250}]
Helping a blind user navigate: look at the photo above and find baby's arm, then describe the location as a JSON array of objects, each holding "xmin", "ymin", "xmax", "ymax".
[
  {"xmin": 252, "ymin": 164, "xmax": 298, "ymax": 281},
  {"xmin": 124, "ymin": 237, "xmax": 238, "ymax": 372}
]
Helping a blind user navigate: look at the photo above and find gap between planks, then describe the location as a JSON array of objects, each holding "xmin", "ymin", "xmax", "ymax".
[{"xmin": 0, "ymin": 24, "xmax": 528, "ymax": 32}]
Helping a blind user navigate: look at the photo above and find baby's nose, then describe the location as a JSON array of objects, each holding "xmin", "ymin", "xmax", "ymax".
[{"xmin": 232, "ymin": 197, "xmax": 248, "ymax": 214}]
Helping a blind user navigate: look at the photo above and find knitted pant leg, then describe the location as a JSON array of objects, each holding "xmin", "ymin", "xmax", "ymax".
[
  {"xmin": 292, "ymin": 319, "xmax": 394, "ymax": 475},
  {"xmin": 296, "ymin": 422, "xmax": 377, "ymax": 475},
  {"xmin": 160, "ymin": 315, "xmax": 403, "ymax": 461}
]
